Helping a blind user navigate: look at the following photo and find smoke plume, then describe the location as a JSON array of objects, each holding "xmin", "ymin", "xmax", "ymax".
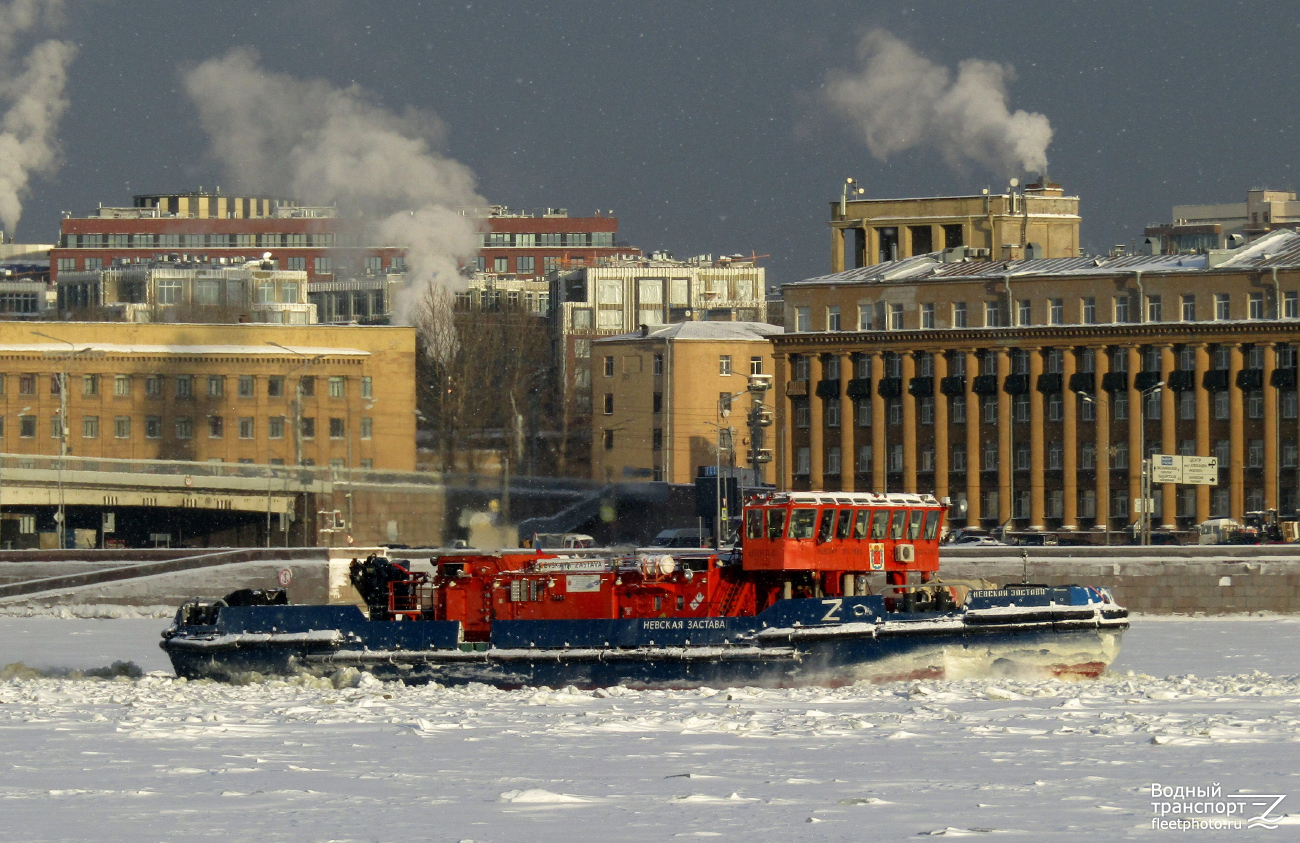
[
  {"xmin": 181, "ymin": 49, "xmax": 485, "ymax": 326},
  {"xmin": 825, "ymin": 30, "xmax": 1052, "ymax": 176},
  {"xmin": 0, "ymin": 0, "xmax": 76, "ymax": 236}
]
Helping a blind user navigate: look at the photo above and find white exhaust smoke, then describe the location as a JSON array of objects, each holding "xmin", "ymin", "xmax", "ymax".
[
  {"xmin": 181, "ymin": 49, "xmax": 485, "ymax": 326},
  {"xmin": 0, "ymin": 0, "xmax": 76, "ymax": 236},
  {"xmin": 825, "ymin": 30, "xmax": 1052, "ymax": 177}
]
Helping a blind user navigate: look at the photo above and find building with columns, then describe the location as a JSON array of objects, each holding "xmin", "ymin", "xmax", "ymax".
[{"xmin": 774, "ymin": 229, "xmax": 1300, "ymax": 539}]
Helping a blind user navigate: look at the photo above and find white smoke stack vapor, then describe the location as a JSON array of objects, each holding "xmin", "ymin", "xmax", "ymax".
[
  {"xmin": 181, "ymin": 49, "xmax": 485, "ymax": 326},
  {"xmin": 0, "ymin": 0, "xmax": 76, "ymax": 236},
  {"xmin": 825, "ymin": 30, "xmax": 1052, "ymax": 177}
]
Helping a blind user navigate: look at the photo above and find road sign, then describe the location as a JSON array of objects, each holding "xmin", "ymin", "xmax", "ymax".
[
  {"xmin": 101, "ymin": 512, "xmax": 115, "ymax": 534},
  {"xmin": 1181, "ymin": 456, "xmax": 1219, "ymax": 485},
  {"xmin": 1132, "ymin": 498, "xmax": 1156, "ymax": 513},
  {"xmin": 1150, "ymin": 454, "xmax": 1182, "ymax": 484},
  {"xmin": 277, "ymin": 568, "xmax": 293, "ymax": 586}
]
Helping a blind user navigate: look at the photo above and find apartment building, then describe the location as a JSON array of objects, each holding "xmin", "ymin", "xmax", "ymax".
[
  {"xmin": 590, "ymin": 321, "xmax": 781, "ymax": 484},
  {"xmin": 775, "ymin": 228, "xmax": 1300, "ymax": 537},
  {"xmin": 0, "ymin": 321, "xmax": 415, "ymax": 471}
]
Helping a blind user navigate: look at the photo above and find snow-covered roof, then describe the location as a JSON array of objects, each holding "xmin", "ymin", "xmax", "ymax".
[{"xmin": 596, "ymin": 321, "xmax": 783, "ymax": 343}]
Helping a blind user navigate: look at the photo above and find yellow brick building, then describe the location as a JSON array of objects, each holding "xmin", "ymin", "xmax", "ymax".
[
  {"xmin": 0, "ymin": 322, "xmax": 415, "ymax": 471},
  {"xmin": 591, "ymin": 322, "xmax": 781, "ymax": 484}
]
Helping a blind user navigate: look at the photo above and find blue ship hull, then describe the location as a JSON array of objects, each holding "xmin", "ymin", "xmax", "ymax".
[{"xmin": 162, "ymin": 586, "xmax": 1129, "ymax": 688}]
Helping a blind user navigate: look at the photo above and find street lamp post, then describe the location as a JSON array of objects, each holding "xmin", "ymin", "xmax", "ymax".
[
  {"xmin": 267, "ymin": 342, "xmax": 325, "ymax": 467},
  {"xmin": 716, "ymin": 376, "xmax": 772, "ymax": 549},
  {"xmin": 32, "ymin": 332, "xmax": 96, "ymax": 548}
]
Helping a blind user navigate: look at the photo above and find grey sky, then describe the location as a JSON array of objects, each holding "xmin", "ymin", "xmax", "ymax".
[{"xmin": 15, "ymin": 0, "xmax": 1300, "ymax": 287}]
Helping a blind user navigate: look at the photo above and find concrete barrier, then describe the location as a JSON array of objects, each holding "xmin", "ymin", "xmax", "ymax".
[{"xmin": 940, "ymin": 546, "xmax": 1300, "ymax": 614}]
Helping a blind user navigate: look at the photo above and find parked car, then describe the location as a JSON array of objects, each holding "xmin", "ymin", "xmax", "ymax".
[
  {"xmin": 649, "ymin": 528, "xmax": 712, "ymax": 548},
  {"xmin": 945, "ymin": 528, "xmax": 1004, "ymax": 546}
]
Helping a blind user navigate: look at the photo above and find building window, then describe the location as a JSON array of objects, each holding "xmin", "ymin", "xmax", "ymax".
[
  {"xmin": 1049, "ymin": 298, "xmax": 1063, "ymax": 325},
  {"xmin": 1248, "ymin": 390, "xmax": 1263, "ymax": 419},
  {"xmin": 208, "ymin": 415, "xmax": 223, "ymax": 438},
  {"xmin": 175, "ymin": 375, "xmax": 192, "ymax": 398},
  {"xmin": 603, "ymin": 393, "xmax": 614, "ymax": 415},
  {"xmin": 719, "ymin": 355, "xmax": 732, "ymax": 376},
  {"xmin": 1112, "ymin": 490, "xmax": 1129, "ymax": 519},
  {"xmin": 983, "ymin": 396, "xmax": 996, "ymax": 425},
  {"xmin": 113, "ymin": 375, "xmax": 130, "ymax": 397},
  {"xmin": 175, "ymin": 417, "xmax": 193, "ymax": 439},
  {"xmin": 889, "ymin": 304, "xmax": 904, "ymax": 330},
  {"xmin": 889, "ymin": 353, "xmax": 904, "ymax": 378},
  {"xmin": 1214, "ymin": 390, "xmax": 1229, "ymax": 420},
  {"xmin": 1249, "ymin": 292, "xmax": 1264, "ymax": 320},
  {"xmin": 1112, "ymin": 393, "xmax": 1128, "ymax": 421},
  {"xmin": 856, "ymin": 304, "xmax": 873, "ymax": 331},
  {"xmin": 602, "ymin": 429, "xmax": 615, "ymax": 451},
  {"xmin": 951, "ymin": 446, "xmax": 966, "ymax": 472},
  {"xmin": 653, "ymin": 354, "xmax": 664, "ymax": 376},
  {"xmin": 268, "ymin": 417, "xmax": 285, "ymax": 439},
  {"xmin": 1215, "ymin": 438, "xmax": 1230, "ymax": 466},
  {"xmin": 1145, "ymin": 389, "xmax": 1161, "ymax": 420},
  {"xmin": 1113, "ymin": 295, "xmax": 1130, "ymax": 323},
  {"xmin": 857, "ymin": 354, "xmax": 873, "ymax": 378},
  {"xmin": 145, "ymin": 375, "xmax": 162, "ymax": 397},
  {"xmin": 1248, "ymin": 345, "xmax": 1263, "ymax": 369},
  {"xmin": 602, "ymin": 356, "xmax": 614, "ymax": 377},
  {"xmin": 1286, "ymin": 292, "xmax": 1298, "ymax": 319},
  {"xmin": 82, "ymin": 416, "xmax": 98, "ymax": 439},
  {"xmin": 1017, "ymin": 299, "xmax": 1031, "ymax": 327},
  {"xmin": 1147, "ymin": 295, "xmax": 1162, "ymax": 322},
  {"xmin": 1212, "ymin": 489, "xmax": 1230, "ymax": 517},
  {"xmin": 982, "ymin": 353, "xmax": 998, "ymax": 376},
  {"xmin": 360, "ymin": 417, "xmax": 372, "ymax": 439},
  {"xmin": 301, "ymin": 417, "xmax": 315, "ymax": 439},
  {"xmin": 854, "ymin": 399, "xmax": 868, "ymax": 427},
  {"xmin": 951, "ymin": 395, "xmax": 966, "ymax": 424},
  {"xmin": 827, "ymin": 446, "xmax": 842, "ymax": 475},
  {"xmin": 1215, "ymin": 293, "xmax": 1230, "ymax": 320},
  {"xmin": 326, "ymin": 376, "xmax": 344, "ymax": 398},
  {"xmin": 493, "ymin": 256, "xmax": 508, "ymax": 273},
  {"xmin": 826, "ymin": 398, "xmax": 840, "ymax": 428},
  {"xmin": 1014, "ymin": 443, "xmax": 1029, "ymax": 471},
  {"xmin": 1284, "ymin": 442, "xmax": 1298, "ymax": 468},
  {"xmin": 1048, "ymin": 442, "xmax": 1063, "ymax": 470},
  {"xmin": 1284, "ymin": 391, "xmax": 1299, "ymax": 420},
  {"xmin": 825, "ymin": 356, "xmax": 840, "ymax": 380},
  {"xmin": 795, "ymin": 402, "xmax": 810, "ymax": 428},
  {"xmin": 19, "ymin": 374, "xmax": 34, "ymax": 395},
  {"xmin": 1014, "ymin": 394, "xmax": 1028, "ymax": 423},
  {"xmin": 858, "ymin": 445, "xmax": 873, "ymax": 474},
  {"xmin": 889, "ymin": 444, "xmax": 903, "ymax": 473},
  {"xmin": 145, "ymin": 416, "xmax": 161, "ymax": 439},
  {"xmin": 1048, "ymin": 489, "xmax": 1064, "ymax": 519},
  {"xmin": 1015, "ymin": 490, "xmax": 1030, "ymax": 519},
  {"xmin": 652, "ymin": 392, "xmax": 663, "ymax": 414},
  {"xmin": 983, "ymin": 442, "xmax": 998, "ymax": 473},
  {"xmin": 920, "ymin": 445, "xmax": 935, "ymax": 473},
  {"xmin": 1078, "ymin": 490, "xmax": 1096, "ymax": 519},
  {"xmin": 1179, "ymin": 391, "xmax": 1196, "ymax": 420},
  {"xmin": 82, "ymin": 374, "xmax": 98, "ymax": 396},
  {"xmin": 1179, "ymin": 345, "xmax": 1195, "ymax": 371},
  {"xmin": 268, "ymin": 376, "xmax": 284, "ymax": 398},
  {"xmin": 300, "ymin": 377, "xmax": 315, "ymax": 397},
  {"xmin": 114, "ymin": 416, "xmax": 130, "ymax": 439},
  {"xmin": 1082, "ymin": 297, "xmax": 1096, "ymax": 324},
  {"xmin": 1214, "ymin": 345, "xmax": 1230, "ymax": 369},
  {"xmin": 1080, "ymin": 442, "xmax": 1096, "ymax": 469},
  {"xmin": 719, "ymin": 391, "xmax": 733, "ymax": 414},
  {"xmin": 1178, "ymin": 488, "xmax": 1196, "ymax": 517},
  {"xmin": 517, "ymin": 255, "xmax": 535, "ymax": 274},
  {"xmin": 921, "ymin": 303, "xmax": 935, "ymax": 329},
  {"xmin": 156, "ymin": 277, "xmax": 182, "ymax": 305},
  {"xmin": 795, "ymin": 446, "xmax": 810, "ymax": 476},
  {"xmin": 888, "ymin": 399, "xmax": 902, "ymax": 425},
  {"xmin": 953, "ymin": 302, "xmax": 967, "ymax": 328},
  {"xmin": 920, "ymin": 395, "xmax": 934, "ymax": 425},
  {"xmin": 1048, "ymin": 393, "xmax": 1063, "ymax": 422},
  {"xmin": 827, "ymin": 305, "xmax": 841, "ymax": 331},
  {"xmin": 329, "ymin": 417, "xmax": 345, "ymax": 439},
  {"xmin": 918, "ymin": 353, "xmax": 933, "ymax": 377},
  {"xmin": 984, "ymin": 301, "xmax": 1000, "ymax": 327},
  {"xmin": 796, "ymin": 307, "xmax": 810, "ymax": 332},
  {"xmin": 1182, "ymin": 294, "xmax": 1196, "ymax": 321},
  {"xmin": 238, "ymin": 417, "xmax": 254, "ymax": 439},
  {"xmin": 1081, "ymin": 397, "xmax": 1095, "ymax": 422},
  {"xmin": 235, "ymin": 375, "xmax": 254, "ymax": 398},
  {"xmin": 1248, "ymin": 439, "xmax": 1264, "ymax": 468},
  {"xmin": 208, "ymin": 376, "xmax": 224, "ymax": 397}
]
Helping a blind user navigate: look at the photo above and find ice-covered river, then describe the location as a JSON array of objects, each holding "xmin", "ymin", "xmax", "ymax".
[{"xmin": 2, "ymin": 614, "xmax": 1299, "ymax": 841}]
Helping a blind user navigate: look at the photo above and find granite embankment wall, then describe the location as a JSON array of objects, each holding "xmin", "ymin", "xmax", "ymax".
[{"xmin": 940, "ymin": 546, "xmax": 1300, "ymax": 614}]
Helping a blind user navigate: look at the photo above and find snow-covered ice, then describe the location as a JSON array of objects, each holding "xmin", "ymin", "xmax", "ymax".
[{"xmin": 1, "ymin": 614, "xmax": 1299, "ymax": 841}]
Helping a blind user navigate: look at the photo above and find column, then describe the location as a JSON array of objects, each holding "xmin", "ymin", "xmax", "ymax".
[
  {"xmin": 776, "ymin": 353, "xmax": 792, "ymax": 491},
  {"xmin": 933, "ymin": 351, "xmax": 950, "ymax": 502},
  {"xmin": 1094, "ymin": 347, "xmax": 1111, "ymax": 530},
  {"xmin": 1028, "ymin": 346, "xmax": 1045, "ymax": 530},
  {"xmin": 965, "ymin": 350, "xmax": 981, "ymax": 523},
  {"xmin": 997, "ymin": 349, "xmax": 1013, "ymax": 525},
  {"xmin": 830, "ymin": 227, "xmax": 845, "ymax": 274},
  {"xmin": 1265, "ymin": 344, "xmax": 1279, "ymax": 511},
  {"xmin": 1062, "ymin": 346, "xmax": 1078, "ymax": 530},
  {"xmin": 902, "ymin": 352, "xmax": 917, "ymax": 493},
  {"xmin": 809, "ymin": 354, "xmax": 825, "ymax": 490},
  {"xmin": 1194, "ymin": 343, "xmax": 1211, "ymax": 523},
  {"xmin": 841, "ymin": 353, "xmax": 856, "ymax": 493},
  {"xmin": 871, "ymin": 351, "xmax": 886, "ymax": 493},
  {"xmin": 1229, "ymin": 343, "xmax": 1244, "ymax": 520},
  {"xmin": 1160, "ymin": 345, "xmax": 1178, "ymax": 529},
  {"xmin": 1127, "ymin": 346, "xmax": 1142, "ymax": 531}
]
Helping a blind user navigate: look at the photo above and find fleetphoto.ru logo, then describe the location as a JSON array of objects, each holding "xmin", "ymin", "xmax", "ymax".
[{"xmin": 1150, "ymin": 782, "xmax": 1289, "ymax": 831}]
